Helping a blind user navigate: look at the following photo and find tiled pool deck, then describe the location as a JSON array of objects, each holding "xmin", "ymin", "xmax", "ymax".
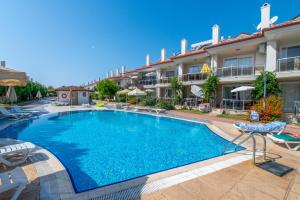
[{"xmin": 0, "ymin": 105, "xmax": 299, "ymax": 200}]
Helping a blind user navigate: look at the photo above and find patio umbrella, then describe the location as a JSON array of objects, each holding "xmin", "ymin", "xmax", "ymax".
[
  {"xmin": 0, "ymin": 67, "xmax": 27, "ymax": 86},
  {"xmin": 128, "ymin": 88, "xmax": 147, "ymax": 105},
  {"xmin": 200, "ymin": 64, "xmax": 211, "ymax": 74},
  {"xmin": 145, "ymin": 89, "xmax": 155, "ymax": 93},
  {"xmin": 231, "ymin": 86, "xmax": 255, "ymax": 93},
  {"xmin": 117, "ymin": 89, "xmax": 131, "ymax": 103},
  {"xmin": 5, "ymin": 86, "xmax": 17, "ymax": 103},
  {"xmin": 191, "ymin": 85, "xmax": 204, "ymax": 98},
  {"xmin": 128, "ymin": 88, "xmax": 147, "ymax": 96},
  {"xmin": 116, "ymin": 89, "xmax": 131, "ymax": 95},
  {"xmin": 36, "ymin": 90, "xmax": 42, "ymax": 99}
]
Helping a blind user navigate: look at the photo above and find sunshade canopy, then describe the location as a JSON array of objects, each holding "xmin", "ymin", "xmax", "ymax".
[
  {"xmin": 0, "ymin": 67, "xmax": 27, "ymax": 86},
  {"xmin": 128, "ymin": 88, "xmax": 147, "ymax": 96},
  {"xmin": 117, "ymin": 89, "xmax": 131, "ymax": 95},
  {"xmin": 200, "ymin": 64, "xmax": 211, "ymax": 74},
  {"xmin": 231, "ymin": 86, "xmax": 255, "ymax": 93},
  {"xmin": 191, "ymin": 85, "xmax": 204, "ymax": 98},
  {"xmin": 145, "ymin": 89, "xmax": 155, "ymax": 93},
  {"xmin": 36, "ymin": 91, "xmax": 42, "ymax": 98},
  {"xmin": 6, "ymin": 86, "xmax": 18, "ymax": 102}
]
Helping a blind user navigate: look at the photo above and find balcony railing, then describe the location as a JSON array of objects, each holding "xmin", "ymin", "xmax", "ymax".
[
  {"xmin": 158, "ymin": 77, "xmax": 174, "ymax": 84},
  {"xmin": 217, "ymin": 66, "xmax": 255, "ymax": 77},
  {"xmin": 181, "ymin": 73, "xmax": 208, "ymax": 82},
  {"xmin": 221, "ymin": 99, "xmax": 254, "ymax": 111},
  {"xmin": 277, "ymin": 56, "xmax": 300, "ymax": 72},
  {"xmin": 139, "ymin": 79, "xmax": 157, "ymax": 85}
]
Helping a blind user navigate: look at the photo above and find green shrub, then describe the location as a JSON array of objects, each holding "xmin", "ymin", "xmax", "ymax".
[
  {"xmin": 90, "ymin": 92, "xmax": 100, "ymax": 100},
  {"xmin": 116, "ymin": 94, "xmax": 127, "ymax": 103},
  {"xmin": 157, "ymin": 100, "xmax": 175, "ymax": 110},
  {"xmin": 140, "ymin": 97, "xmax": 156, "ymax": 106}
]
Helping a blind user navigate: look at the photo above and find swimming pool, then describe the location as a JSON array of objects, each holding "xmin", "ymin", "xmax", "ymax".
[{"xmin": 0, "ymin": 110, "xmax": 242, "ymax": 192}]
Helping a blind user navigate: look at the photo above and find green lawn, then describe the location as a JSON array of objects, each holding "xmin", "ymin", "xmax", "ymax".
[
  {"xmin": 176, "ymin": 109, "xmax": 206, "ymax": 115},
  {"xmin": 217, "ymin": 114, "xmax": 247, "ymax": 120}
]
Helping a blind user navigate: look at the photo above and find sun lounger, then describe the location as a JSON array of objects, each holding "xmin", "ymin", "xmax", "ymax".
[
  {"xmin": 82, "ymin": 103, "xmax": 91, "ymax": 108},
  {"xmin": 234, "ymin": 121, "xmax": 286, "ymax": 135},
  {"xmin": 0, "ymin": 106, "xmax": 29, "ymax": 119},
  {"xmin": 267, "ymin": 134, "xmax": 300, "ymax": 151},
  {"xmin": 0, "ymin": 167, "xmax": 29, "ymax": 200},
  {"xmin": 52, "ymin": 101, "xmax": 69, "ymax": 106},
  {"xmin": 10, "ymin": 105, "xmax": 39, "ymax": 116},
  {"xmin": 0, "ymin": 142, "xmax": 35, "ymax": 167},
  {"xmin": 149, "ymin": 108, "xmax": 166, "ymax": 114}
]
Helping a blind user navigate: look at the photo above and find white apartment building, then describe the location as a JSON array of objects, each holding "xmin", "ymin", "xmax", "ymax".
[{"xmin": 107, "ymin": 3, "xmax": 300, "ymax": 113}]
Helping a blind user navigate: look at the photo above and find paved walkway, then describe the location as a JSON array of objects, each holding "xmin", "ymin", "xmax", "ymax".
[{"xmin": 139, "ymin": 111, "xmax": 300, "ymax": 200}]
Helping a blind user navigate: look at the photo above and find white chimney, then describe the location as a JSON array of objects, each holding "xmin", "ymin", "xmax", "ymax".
[
  {"xmin": 116, "ymin": 69, "xmax": 119, "ymax": 76},
  {"xmin": 161, "ymin": 48, "xmax": 166, "ymax": 62},
  {"xmin": 212, "ymin": 24, "xmax": 220, "ymax": 45},
  {"xmin": 261, "ymin": 3, "xmax": 271, "ymax": 29},
  {"xmin": 181, "ymin": 39, "xmax": 188, "ymax": 54},
  {"xmin": 146, "ymin": 54, "xmax": 150, "ymax": 66},
  {"xmin": 110, "ymin": 71, "xmax": 114, "ymax": 77},
  {"xmin": 121, "ymin": 65, "xmax": 125, "ymax": 76},
  {"xmin": 107, "ymin": 72, "xmax": 109, "ymax": 78}
]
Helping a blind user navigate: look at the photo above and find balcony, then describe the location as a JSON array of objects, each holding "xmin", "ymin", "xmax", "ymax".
[
  {"xmin": 217, "ymin": 66, "xmax": 255, "ymax": 77},
  {"xmin": 277, "ymin": 56, "xmax": 300, "ymax": 72},
  {"xmin": 158, "ymin": 77, "xmax": 173, "ymax": 84},
  {"xmin": 181, "ymin": 73, "xmax": 208, "ymax": 82},
  {"xmin": 139, "ymin": 79, "xmax": 157, "ymax": 86}
]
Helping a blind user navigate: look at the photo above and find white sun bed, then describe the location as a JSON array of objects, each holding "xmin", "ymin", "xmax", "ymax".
[
  {"xmin": 267, "ymin": 133, "xmax": 300, "ymax": 151},
  {"xmin": 10, "ymin": 105, "xmax": 40, "ymax": 116},
  {"xmin": 0, "ymin": 106, "xmax": 30, "ymax": 119},
  {"xmin": 0, "ymin": 167, "xmax": 29, "ymax": 200},
  {"xmin": 0, "ymin": 142, "xmax": 35, "ymax": 167},
  {"xmin": 149, "ymin": 108, "xmax": 166, "ymax": 114}
]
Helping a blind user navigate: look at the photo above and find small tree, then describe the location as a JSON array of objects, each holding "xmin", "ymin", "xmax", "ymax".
[
  {"xmin": 203, "ymin": 75, "xmax": 219, "ymax": 107},
  {"xmin": 170, "ymin": 77, "xmax": 182, "ymax": 104},
  {"xmin": 96, "ymin": 80, "xmax": 119, "ymax": 100},
  {"xmin": 252, "ymin": 71, "xmax": 281, "ymax": 101}
]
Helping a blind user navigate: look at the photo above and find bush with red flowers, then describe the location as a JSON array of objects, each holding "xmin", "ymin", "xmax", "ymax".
[{"xmin": 248, "ymin": 95, "xmax": 283, "ymax": 122}]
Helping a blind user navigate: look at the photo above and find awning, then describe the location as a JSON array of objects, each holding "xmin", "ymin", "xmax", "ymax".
[
  {"xmin": 0, "ymin": 67, "xmax": 28, "ymax": 86},
  {"xmin": 231, "ymin": 86, "xmax": 255, "ymax": 93}
]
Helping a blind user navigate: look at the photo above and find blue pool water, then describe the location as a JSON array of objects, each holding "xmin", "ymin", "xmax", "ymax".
[{"xmin": 0, "ymin": 110, "xmax": 242, "ymax": 192}]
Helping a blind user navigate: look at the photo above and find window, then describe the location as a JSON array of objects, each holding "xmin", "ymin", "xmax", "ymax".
[
  {"xmin": 281, "ymin": 45, "xmax": 300, "ymax": 58},
  {"xmin": 165, "ymin": 88, "xmax": 172, "ymax": 97},
  {"xmin": 82, "ymin": 92, "xmax": 87, "ymax": 97},
  {"xmin": 165, "ymin": 71, "xmax": 175, "ymax": 77},
  {"xmin": 224, "ymin": 56, "xmax": 252, "ymax": 68},
  {"xmin": 188, "ymin": 66, "xmax": 200, "ymax": 73}
]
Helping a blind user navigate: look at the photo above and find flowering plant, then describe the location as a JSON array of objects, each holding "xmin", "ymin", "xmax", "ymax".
[{"xmin": 248, "ymin": 95, "xmax": 283, "ymax": 122}]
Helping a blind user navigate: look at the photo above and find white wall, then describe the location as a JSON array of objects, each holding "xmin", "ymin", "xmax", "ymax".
[
  {"xmin": 266, "ymin": 40, "xmax": 277, "ymax": 71},
  {"xmin": 77, "ymin": 91, "xmax": 90, "ymax": 105}
]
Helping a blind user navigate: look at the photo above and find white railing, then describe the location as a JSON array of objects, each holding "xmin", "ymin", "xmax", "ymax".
[
  {"xmin": 277, "ymin": 56, "xmax": 300, "ymax": 72},
  {"xmin": 183, "ymin": 98, "xmax": 202, "ymax": 107},
  {"xmin": 221, "ymin": 99, "xmax": 254, "ymax": 111},
  {"xmin": 139, "ymin": 79, "xmax": 157, "ymax": 85},
  {"xmin": 217, "ymin": 66, "xmax": 255, "ymax": 77},
  {"xmin": 181, "ymin": 73, "xmax": 208, "ymax": 82}
]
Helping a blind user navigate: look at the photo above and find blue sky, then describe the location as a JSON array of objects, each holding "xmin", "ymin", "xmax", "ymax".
[{"xmin": 0, "ymin": 0, "xmax": 299, "ymax": 87}]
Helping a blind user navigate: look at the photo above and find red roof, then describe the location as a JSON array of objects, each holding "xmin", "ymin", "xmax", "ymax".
[
  {"xmin": 56, "ymin": 86, "xmax": 91, "ymax": 92},
  {"xmin": 106, "ymin": 17, "xmax": 300, "ymax": 78}
]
